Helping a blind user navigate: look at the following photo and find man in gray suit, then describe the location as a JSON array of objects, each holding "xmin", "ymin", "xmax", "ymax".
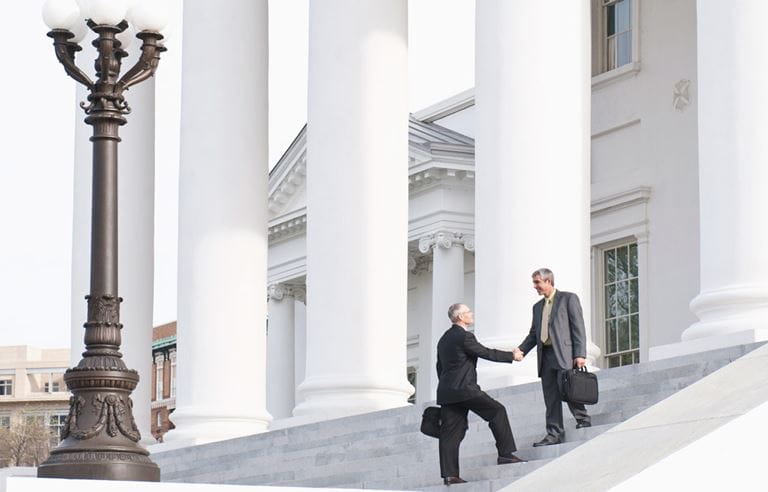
[{"xmin": 513, "ymin": 268, "xmax": 591, "ymax": 446}]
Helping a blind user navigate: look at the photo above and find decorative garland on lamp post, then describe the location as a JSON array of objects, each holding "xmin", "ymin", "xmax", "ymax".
[{"xmin": 38, "ymin": 0, "xmax": 167, "ymax": 481}]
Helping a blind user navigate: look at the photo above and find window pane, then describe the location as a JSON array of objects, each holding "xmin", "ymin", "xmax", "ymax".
[
  {"xmin": 618, "ymin": 316, "xmax": 630, "ymax": 352},
  {"xmin": 630, "ymin": 314, "xmax": 640, "ymax": 350},
  {"xmin": 629, "ymin": 243, "xmax": 638, "ymax": 277},
  {"xmin": 630, "ymin": 278, "xmax": 639, "ymax": 313},
  {"xmin": 617, "ymin": 0, "xmax": 631, "ymax": 32},
  {"xmin": 608, "ymin": 355, "xmax": 620, "ymax": 368},
  {"xmin": 605, "ymin": 249, "xmax": 616, "ymax": 283},
  {"xmin": 606, "ymin": 319, "xmax": 617, "ymax": 354},
  {"xmin": 607, "ymin": 36, "xmax": 617, "ymax": 71},
  {"xmin": 621, "ymin": 352, "xmax": 634, "ymax": 365},
  {"xmin": 607, "ymin": 4, "xmax": 616, "ymax": 36},
  {"xmin": 617, "ymin": 246, "xmax": 628, "ymax": 281},
  {"xmin": 631, "ymin": 314, "xmax": 640, "ymax": 349},
  {"xmin": 618, "ymin": 31, "xmax": 632, "ymax": 67},
  {"xmin": 619, "ymin": 280, "xmax": 631, "ymax": 315},
  {"xmin": 633, "ymin": 351, "xmax": 640, "ymax": 363},
  {"xmin": 606, "ymin": 284, "xmax": 617, "ymax": 318}
]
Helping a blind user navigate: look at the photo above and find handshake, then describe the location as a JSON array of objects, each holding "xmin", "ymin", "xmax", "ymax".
[{"xmin": 512, "ymin": 348, "xmax": 524, "ymax": 362}]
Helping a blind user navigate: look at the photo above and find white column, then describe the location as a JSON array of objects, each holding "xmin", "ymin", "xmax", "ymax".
[
  {"xmin": 296, "ymin": 0, "xmax": 412, "ymax": 418},
  {"xmin": 170, "ymin": 0, "xmax": 271, "ymax": 442},
  {"xmin": 417, "ymin": 232, "xmax": 471, "ymax": 403},
  {"xmin": 118, "ymin": 64, "xmax": 155, "ymax": 445},
  {"xmin": 681, "ymin": 1, "xmax": 768, "ymax": 346},
  {"xmin": 294, "ymin": 295, "xmax": 307, "ymax": 407},
  {"xmin": 267, "ymin": 284, "xmax": 298, "ymax": 420},
  {"xmin": 474, "ymin": 0, "xmax": 598, "ymax": 388},
  {"xmin": 71, "ymin": 80, "xmax": 92, "ymax": 369}
]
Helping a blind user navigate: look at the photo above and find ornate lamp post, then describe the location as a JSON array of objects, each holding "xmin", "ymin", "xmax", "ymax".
[{"xmin": 38, "ymin": 0, "xmax": 167, "ymax": 481}]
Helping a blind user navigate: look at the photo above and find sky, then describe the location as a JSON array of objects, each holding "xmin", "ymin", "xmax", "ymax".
[{"xmin": 0, "ymin": 0, "xmax": 475, "ymax": 349}]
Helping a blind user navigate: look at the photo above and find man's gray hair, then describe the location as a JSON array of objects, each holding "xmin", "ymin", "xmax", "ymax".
[
  {"xmin": 531, "ymin": 268, "xmax": 555, "ymax": 286},
  {"xmin": 448, "ymin": 303, "xmax": 466, "ymax": 323}
]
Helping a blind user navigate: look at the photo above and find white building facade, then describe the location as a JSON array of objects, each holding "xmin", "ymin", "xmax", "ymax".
[
  {"xmin": 65, "ymin": 0, "xmax": 768, "ymax": 441},
  {"xmin": 262, "ymin": 0, "xmax": 768, "ymax": 421}
]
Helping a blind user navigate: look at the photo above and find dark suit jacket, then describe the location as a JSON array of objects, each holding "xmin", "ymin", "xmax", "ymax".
[
  {"xmin": 436, "ymin": 324, "xmax": 515, "ymax": 404},
  {"xmin": 518, "ymin": 290, "xmax": 587, "ymax": 377}
]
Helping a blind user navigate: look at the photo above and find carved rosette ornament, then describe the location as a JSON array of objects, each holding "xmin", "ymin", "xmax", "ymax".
[{"xmin": 38, "ymin": 2, "xmax": 165, "ymax": 482}]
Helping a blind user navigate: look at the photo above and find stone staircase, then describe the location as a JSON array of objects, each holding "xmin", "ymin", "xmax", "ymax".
[{"xmin": 152, "ymin": 342, "xmax": 762, "ymax": 491}]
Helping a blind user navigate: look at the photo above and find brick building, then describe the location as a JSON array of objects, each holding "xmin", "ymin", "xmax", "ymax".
[{"xmin": 151, "ymin": 322, "xmax": 177, "ymax": 441}]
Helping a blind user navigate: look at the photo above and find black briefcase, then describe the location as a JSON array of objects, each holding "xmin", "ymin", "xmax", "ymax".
[
  {"xmin": 420, "ymin": 406, "xmax": 441, "ymax": 438},
  {"xmin": 561, "ymin": 367, "xmax": 599, "ymax": 405}
]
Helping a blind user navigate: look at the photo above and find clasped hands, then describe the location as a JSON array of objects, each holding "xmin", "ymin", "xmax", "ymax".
[{"xmin": 512, "ymin": 347, "xmax": 586, "ymax": 368}]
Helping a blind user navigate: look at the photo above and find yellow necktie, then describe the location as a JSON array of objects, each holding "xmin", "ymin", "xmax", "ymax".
[{"xmin": 541, "ymin": 298, "xmax": 553, "ymax": 344}]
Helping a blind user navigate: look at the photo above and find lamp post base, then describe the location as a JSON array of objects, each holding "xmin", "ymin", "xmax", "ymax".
[
  {"xmin": 37, "ymin": 452, "xmax": 160, "ymax": 481},
  {"xmin": 37, "ymin": 367, "xmax": 160, "ymax": 482}
]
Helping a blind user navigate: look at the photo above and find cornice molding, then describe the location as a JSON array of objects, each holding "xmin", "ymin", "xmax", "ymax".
[
  {"xmin": 269, "ymin": 152, "xmax": 306, "ymax": 215},
  {"xmin": 591, "ymin": 186, "xmax": 652, "ymax": 217},
  {"xmin": 409, "ymin": 167, "xmax": 475, "ymax": 193},
  {"xmin": 413, "ymin": 88, "xmax": 476, "ymax": 122},
  {"xmin": 269, "ymin": 117, "xmax": 475, "ymax": 216},
  {"xmin": 269, "ymin": 208, "xmax": 307, "ymax": 243}
]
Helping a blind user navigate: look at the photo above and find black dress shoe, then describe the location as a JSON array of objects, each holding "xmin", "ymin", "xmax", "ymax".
[
  {"xmin": 443, "ymin": 477, "xmax": 467, "ymax": 485},
  {"xmin": 576, "ymin": 420, "xmax": 592, "ymax": 429},
  {"xmin": 532, "ymin": 435, "xmax": 562, "ymax": 447},
  {"xmin": 497, "ymin": 454, "xmax": 527, "ymax": 465}
]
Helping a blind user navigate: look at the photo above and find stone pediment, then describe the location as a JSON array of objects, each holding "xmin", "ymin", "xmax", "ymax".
[{"xmin": 268, "ymin": 117, "xmax": 475, "ymax": 223}]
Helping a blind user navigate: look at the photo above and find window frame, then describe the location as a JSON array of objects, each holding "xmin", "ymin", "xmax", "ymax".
[
  {"xmin": 155, "ymin": 354, "xmax": 165, "ymax": 401},
  {"xmin": 0, "ymin": 378, "xmax": 12, "ymax": 396},
  {"xmin": 598, "ymin": 239, "xmax": 641, "ymax": 368},
  {"xmin": 169, "ymin": 349, "xmax": 177, "ymax": 398},
  {"xmin": 592, "ymin": 0, "xmax": 641, "ymax": 89}
]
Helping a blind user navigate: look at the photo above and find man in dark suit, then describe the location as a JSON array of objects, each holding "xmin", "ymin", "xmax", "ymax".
[
  {"xmin": 437, "ymin": 303, "xmax": 525, "ymax": 485},
  {"xmin": 514, "ymin": 268, "xmax": 591, "ymax": 446}
]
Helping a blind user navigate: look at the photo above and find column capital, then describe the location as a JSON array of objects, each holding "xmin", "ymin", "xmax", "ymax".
[
  {"xmin": 268, "ymin": 283, "xmax": 304, "ymax": 302},
  {"xmin": 418, "ymin": 231, "xmax": 474, "ymax": 253},
  {"xmin": 408, "ymin": 254, "xmax": 432, "ymax": 275}
]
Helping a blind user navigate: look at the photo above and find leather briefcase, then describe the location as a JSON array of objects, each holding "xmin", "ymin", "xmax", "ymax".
[
  {"xmin": 561, "ymin": 367, "xmax": 599, "ymax": 405},
  {"xmin": 420, "ymin": 406, "xmax": 441, "ymax": 438}
]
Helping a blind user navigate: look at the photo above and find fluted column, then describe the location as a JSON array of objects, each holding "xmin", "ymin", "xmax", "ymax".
[
  {"xmin": 417, "ymin": 231, "xmax": 473, "ymax": 403},
  {"xmin": 171, "ymin": 0, "xmax": 271, "ymax": 442},
  {"xmin": 475, "ymin": 0, "xmax": 598, "ymax": 388},
  {"xmin": 267, "ymin": 284, "xmax": 303, "ymax": 419},
  {"xmin": 297, "ymin": 0, "xmax": 413, "ymax": 418},
  {"xmin": 681, "ymin": 1, "xmax": 768, "ymax": 346}
]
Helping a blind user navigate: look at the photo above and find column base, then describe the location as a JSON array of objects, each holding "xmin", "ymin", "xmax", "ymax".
[
  {"xmin": 649, "ymin": 329, "xmax": 768, "ymax": 361},
  {"xmin": 684, "ymin": 286, "xmax": 768, "ymax": 341},
  {"xmin": 163, "ymin": 408, "xmax": 271, "ymax": 445},
  {"xmin": 294, "ymin": 376, "xmax": 413, "ymax": 419}
]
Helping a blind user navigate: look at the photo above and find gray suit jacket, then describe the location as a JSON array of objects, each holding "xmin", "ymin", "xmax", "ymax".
[{"xmin": 518, "ymin": 290, "xmax": 587, "ymax": 377}]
